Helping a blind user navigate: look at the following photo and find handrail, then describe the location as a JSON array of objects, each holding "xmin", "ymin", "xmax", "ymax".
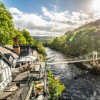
[{"xmin": 11, "ymin": 73, "xmax": 33, "ymax": 100}]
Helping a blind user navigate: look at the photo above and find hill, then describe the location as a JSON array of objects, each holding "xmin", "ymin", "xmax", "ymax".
[
  {"xmin": 45, "ymin": 19, "xmax": 100, "ymax": 56},
  {"xmin": 75, "ymin": 19, "xmax": 100, "ymax": 30},
  {"xmin": 65, "ymin": 19, "xmax": 100, "ymax": 35},
  {"xmin": 33, "ymin": 35, "xmax": 57, "ymax": 42}
]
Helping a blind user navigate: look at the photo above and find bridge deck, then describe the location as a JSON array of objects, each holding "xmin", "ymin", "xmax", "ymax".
[{"xmin": 47, "ymin": 58, "xmax": 100, "ymax": 65}]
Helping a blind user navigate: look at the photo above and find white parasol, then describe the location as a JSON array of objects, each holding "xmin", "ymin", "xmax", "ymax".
[{"xmin": 17, "ymin": 56, "xmax": 37, "ymax": 63}]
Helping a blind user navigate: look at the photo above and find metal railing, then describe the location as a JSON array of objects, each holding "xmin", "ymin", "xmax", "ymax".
[{"xmin": 8, "ymin": 74, "xmax": 33, "ymax": 100}]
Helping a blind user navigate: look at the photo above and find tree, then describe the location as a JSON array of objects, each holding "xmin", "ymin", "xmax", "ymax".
[
  {"xmin": 48, "ymin": 70, "xmax": 65, "ymax": 100},
  {"xmin": 46, "ymin": 26, "xmax": 100, "ymax": 57},
  {"xmin": 21, "ymin": 29, "xmax": 35, "ymax": 45},
  {"xmin": 0, "ymin": 2, "xmax": 46, "ymax": 59},
  {"xmin": 0, "ymin": 2, "xmax": 15, "ymax": 45},
  {"xmin": 34, "ymin": 40, "xmax": 46, "ymax": 56}
]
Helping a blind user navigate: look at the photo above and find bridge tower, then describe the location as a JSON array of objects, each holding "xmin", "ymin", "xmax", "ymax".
[{"xmin": 93, "ymin": 51, "xmax": 98, "ymax": 66}]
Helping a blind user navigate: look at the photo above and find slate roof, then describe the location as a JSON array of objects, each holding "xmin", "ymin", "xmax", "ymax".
[
  {"xmin": 4, "ymin": 53, "xmax": 14, "ymax": 60},
  {"xmin": 0, "ymin": 52, "xmax": 12, "ymax": 66},
  {"xmin": 0, "ymin": 46, "xmax": 18, "ymax": 59},
  {"xmin": 0, "ymin": 45, "xmax": 35, "ymax": 59}
]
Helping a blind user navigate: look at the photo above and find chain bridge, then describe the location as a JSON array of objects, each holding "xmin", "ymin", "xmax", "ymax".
[{"xmin": 46, "ymin": 51, "xmax": 100, "ymax": 66}]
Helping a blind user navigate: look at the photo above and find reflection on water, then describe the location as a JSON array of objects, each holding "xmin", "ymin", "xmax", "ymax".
[{"xmin": 46, "ymin": 47, "xmax": 100, "ymax": 100}]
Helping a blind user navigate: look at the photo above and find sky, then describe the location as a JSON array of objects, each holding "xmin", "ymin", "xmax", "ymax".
[{"xmin": 1, "ymin": 0, "xmax": 100, "ymax": 36}]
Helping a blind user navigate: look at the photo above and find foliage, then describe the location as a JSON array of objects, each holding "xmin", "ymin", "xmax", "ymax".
[
  {"xmin": 45, "ymin": 26, "xmax": 100, "ymax": 57},
  {"xmin": 34, "ymin": 40, "xmax": 46, "ymax": 56},
  {"xmin": 21, "ymin": 29, "xmax": 35, "ymax": 45},
  {"xmin": 0, "ymin": 1, "xmax": 15, "ymax": 45},
  {"xmin": 0, "ymin": 2, "xmax": 46, "ymax": 57},
  {"xmin": 48, "ymin": 70, "xmax": 65, "ymax": 100},
  {"xmin": 39, "ymin": 54, "xmax": 46, "ymax": 61}
]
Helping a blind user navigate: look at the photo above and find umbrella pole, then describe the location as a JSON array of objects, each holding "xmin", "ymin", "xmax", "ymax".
[{"xmin": 20, "ymin": 63, "xmax": 21, "ymax": 68}]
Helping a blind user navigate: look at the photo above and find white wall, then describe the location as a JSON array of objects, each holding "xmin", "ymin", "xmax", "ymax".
[{"xmin": 0, "ymin": 60, "xmax": 12, "ymax": 91}]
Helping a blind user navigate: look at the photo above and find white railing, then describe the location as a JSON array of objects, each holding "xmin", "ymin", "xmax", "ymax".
[{"xmin": 46, "ymin": 51, "xmax": 100, "ymax": 65}]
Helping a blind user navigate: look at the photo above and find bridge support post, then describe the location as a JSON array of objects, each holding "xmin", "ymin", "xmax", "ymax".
[
  {"xmin": 93, "ymin": 60, "xmax": 96, "ymax": 66},
  {"xmin": 93, "ymin": 51, "xmax": 98, "ymax": 66}
]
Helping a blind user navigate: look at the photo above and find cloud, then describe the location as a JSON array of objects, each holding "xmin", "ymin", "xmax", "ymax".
[
  {"xmin": 9, "ymin": 7, "xmax": 98, "ymax": 36},
  {"xmin": 93, "ymin": 12, "xmax": 100, "ymax": 19},
  {"xmin": 9, "ymin": 7, "xmax": 48, "ymax": 31},
  {"xmin": 42, "ymin": 7, "xmax": 92, "ymax": 26},
  {"xmin": 9, "ymin": 7, "xmax": 23, "ymax": 15}
]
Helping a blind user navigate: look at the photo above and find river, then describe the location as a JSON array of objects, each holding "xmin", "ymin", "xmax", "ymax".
[{"xmin": 45, "ymin": 47, "xmax": 100, "ymax": 100}]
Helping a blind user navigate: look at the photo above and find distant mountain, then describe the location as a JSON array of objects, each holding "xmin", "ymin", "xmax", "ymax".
[
  {"xmin": 65, "ymin": 19, "xmax": 100, "ymax": 35},
  {"xmin": 75, "ymin": 19, "xmax": 100, "ymax": 30},
  {"xmin": 32, "ymin": 35, "xmax": 57, "ymax": 42}
]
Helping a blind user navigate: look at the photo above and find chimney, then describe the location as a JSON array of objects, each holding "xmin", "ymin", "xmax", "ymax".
[{"xmin": 13, "ymin": 36, "xmax": 20, "ymax": 54}]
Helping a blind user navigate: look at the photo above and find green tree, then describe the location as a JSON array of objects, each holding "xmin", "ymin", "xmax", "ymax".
[
  {"xmin": 34, "ymin": 40, "xmax": 46, "ymax": 56},
  {"xmin": 46, "ymin": 26, "xmax": 100, "ymax": 57},
  {"xmin": 48, "ymin": 70, "xmax": 65, "ymax": 100},
  {"xmin": 0, "ymin": 2, "xmax": 16, "ymax": 45},
  {"xmin": 21, "ymin": 29, "xmax": 35, "ymax": 45},
  {"xmin": 0, "ymin": 2, "xmax": 46, "ymax": 58},
  {"xmin": 15, "ymin": 30, "xmax": 26, "ymax": 44}
]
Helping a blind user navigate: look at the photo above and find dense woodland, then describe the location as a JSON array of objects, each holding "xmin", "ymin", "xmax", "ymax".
[
  {"xmin": 0, "ymin": 2, "xmax": 46, "ymax": 56},
  {"xmin": 45, "ymin": 26, "xmax": 100, "ymax": 57}
]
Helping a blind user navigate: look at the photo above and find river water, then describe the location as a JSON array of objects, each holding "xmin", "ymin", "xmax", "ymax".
[{"xmin": 45, "ymin": 47, "xmax": 100, "ymax": 100}]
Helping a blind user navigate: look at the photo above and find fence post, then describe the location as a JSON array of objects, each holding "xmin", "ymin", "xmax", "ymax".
[{"xmin": 95, "ymin": 51, "xmax": 98, "ymax": 60}]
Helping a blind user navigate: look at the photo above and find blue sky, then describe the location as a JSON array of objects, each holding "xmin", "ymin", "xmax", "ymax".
[
  {"xmin": 3, "ymin": 0, "xmax": 92, "ymax": 13},
  {"xmin": 1, "ymin": 0, "xmax": 100, "ymax": 36}
]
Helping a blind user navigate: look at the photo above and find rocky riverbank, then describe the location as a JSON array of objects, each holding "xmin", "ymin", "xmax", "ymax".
[{"xmin": 46, "ymin": 47, "xmax": 100, "ymax": 100}]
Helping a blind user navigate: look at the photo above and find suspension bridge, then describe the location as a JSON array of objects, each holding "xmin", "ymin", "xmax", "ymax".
[{"xmin": 46, "ymin": 51, "xmax": 100, "ymax": 66}]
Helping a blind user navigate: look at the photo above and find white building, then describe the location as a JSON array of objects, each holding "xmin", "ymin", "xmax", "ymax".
[{"xmin": 0, "ymin": 52, "xmax": 12, "ymax": 91}]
